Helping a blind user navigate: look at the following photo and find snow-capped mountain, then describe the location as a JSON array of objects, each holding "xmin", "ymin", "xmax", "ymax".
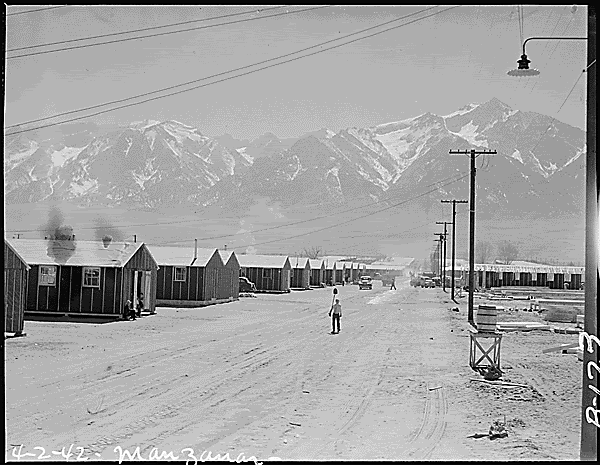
[
  {"xmin": 4, "ymin": 120, "xmax": 252, "ymax": 208},
  {"xmin": 4, "ymin": 99, "xmax": 585, "ymax": 216}
]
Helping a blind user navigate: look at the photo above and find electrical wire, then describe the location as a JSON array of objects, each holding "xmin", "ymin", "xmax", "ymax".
[
  {"xmin": 7, "ymin": 5, "xmax": 287, "ymax": 52},
  {"xmin": 528, "ymin": 12, "xmax": 576, "ymax": 94},
  {"xmin": 166, "ymin": 174, "xmax": 468, "ymax": 245},
  {"xmin": 7, "ymin": 5, "xmax": 68, "ymax": 16},
  {"xmin": 528, "ymin": 66, "xmax": 587, "ymax": 156},
  {"xmin": 5, "ymin": 171, "xmax": 467, "ymax": 236},
  {"xmin": 524, "ymin": 5, "xmax": 569, "ymax": 92},
  {"xmin": 152, "ymin": 172, "xmax": 469, "ymax": 246},
  {"xmin": 5, "ymin": 5, "xmax": 458, "ymax": 135},
  {"xmin": 7, "ymin": 5, "xmax": 330, "ymax": 59},
  {"xmin": 6, "ymin": 5, "xmax": 438, "ymax": 131},
  {"xmin": 196, "ymin": 172, "xmax": 469, "ymax": 251}
]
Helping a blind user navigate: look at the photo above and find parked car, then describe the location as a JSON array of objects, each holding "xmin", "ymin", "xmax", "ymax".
[
  {"xmin": 359, "ymin": 275, "xmax": 373, "ymax": 290},
  {"xmin": 411, "ymin": 275, "xmax": 425, "ymax": 287},
  {"xmin": 424, "ymin": 278, "xmax": 435, "ymax": 288},
  {"xmin": 239, "ymin": 276, "xmax": 257, "ymax": 292}
]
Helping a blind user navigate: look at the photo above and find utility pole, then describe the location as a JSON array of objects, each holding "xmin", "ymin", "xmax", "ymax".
[
  {"xmin": 436, "ymin": 221, "xmax": 450, "ymax": 292},
  {"xmin": 432, "ymin": 241, "xmax": 440, "ymax": 275},
  {"xmin": 581, "ymin": 4, "xmax": 597, "ymax": 461},
  {"xmin": 449, "ymin": 148, "xmax": 497, "ymax": 326},
  {"xmin": 434, "ymin": 233, "xmax": 444, "ymax": 278},
  {"xmin": 442, "ymin": 199, "xmax": 468, "ymax": 300}
]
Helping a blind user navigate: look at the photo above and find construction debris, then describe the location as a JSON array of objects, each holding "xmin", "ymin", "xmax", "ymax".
[
  {"xmin": 470, "ymin": 378, "xmax": 528, "ymax": 388},
  {"xmin": 542, "ymin": 342, "xmax": 580, "ymax": 354},
  {"xmin": 489, "ymin": 418, "xmax": 509, "ymax": 440},
  {"xmin": 483, "ymin": 365, "xmax": 503, "ymax": 381},
  {"xmin": 496, "ymin": 321, "xmax": 552, "ymax": 332}
]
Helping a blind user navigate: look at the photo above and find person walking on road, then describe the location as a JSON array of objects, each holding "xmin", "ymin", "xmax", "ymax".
[
  {"xmin": 390, "ymin": 278, "xmax": 396, "ymax": 290},
  {"xmin": 329, "ymin": 298, "xmax": 342, "ymax": 334}
]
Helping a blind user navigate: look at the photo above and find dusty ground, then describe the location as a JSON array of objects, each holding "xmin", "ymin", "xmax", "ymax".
[{"xmin": 5, "ymin": 279, "xmax": 583, "ymax": 462}]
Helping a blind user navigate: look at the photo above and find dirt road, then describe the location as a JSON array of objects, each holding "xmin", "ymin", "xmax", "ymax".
[{"xmin": 5, "ymin": 279, "xmax": 581, "ymax": 461}]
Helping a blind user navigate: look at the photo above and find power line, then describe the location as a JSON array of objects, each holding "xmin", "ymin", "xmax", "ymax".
[
  {"xmin": 333, "ymin": 220, "xmax": 433, "ymax": 241},
  {"xmin": 5, "ymin": 171, "xmax": 467, "ymax": 237},
  {"xmin": 7, "ymin": 5, "xmax": 287, "ymax": 52},
  {"xmin": 7, "ymin": 5, "xmax": 68, "ymax": 16},
  {"xmin": 529, "ymin": 66, "xmax": 587, "ymax": 156},
  {"xmin": 165, "ymin": 173, "xmax": 467, "ymax": 244},
  {"xmin": 200, "ymin": 172, "xmax": 469, "ymax": 251},
  {"xmin": 6, "ymin": 5, "xmax": 458, "ymax": 135},
  {"xmin": 7, "ymin": 5, "xmax": 329, "ymax": 59},
  {"xmin": 528, "ymin": 13, "xmax": 576, "ymax": 94},
  {"xmin": 143, "ymin": 172, "xmax": 469, "ymax": 244},
  {"xmin": 6, "ymin": 5, "xmax": 438, "ymax": 131}
]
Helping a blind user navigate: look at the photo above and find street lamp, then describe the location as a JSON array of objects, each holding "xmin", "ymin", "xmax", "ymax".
[
  {"xmin": 508, "ymin": 30, "xmax": 596, "ymax": 461},
  {"xmin": 507, "ymin": 36, "xmax": 587, "ymax": 76}
]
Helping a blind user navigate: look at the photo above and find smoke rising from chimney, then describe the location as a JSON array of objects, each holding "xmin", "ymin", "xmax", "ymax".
[
  {"xmin": 94, "ymin": 217, "xmax": 126, "ymax": 244},
  {"xmin": 44, "ymin": 206, "xmax": 76, "ymax": 263}
]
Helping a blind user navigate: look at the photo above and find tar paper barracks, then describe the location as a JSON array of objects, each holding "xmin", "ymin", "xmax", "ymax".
[{"xmin": 6, "ymin": 238, "xmax": 158, "ymax": 319}]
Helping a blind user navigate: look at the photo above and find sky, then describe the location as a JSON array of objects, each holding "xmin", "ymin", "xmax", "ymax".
[{"xmin": 5, "ymin": 5, "xmax": 588, "ymax": 141}]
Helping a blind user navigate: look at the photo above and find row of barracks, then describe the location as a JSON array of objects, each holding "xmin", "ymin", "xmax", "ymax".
[
  {"xmin": 443, "ymin": 260, "xmax": 585, "ymax": 290},
  {"xmin": 4, "ymin": 238, "xmax": 367, "ymax": 335}
]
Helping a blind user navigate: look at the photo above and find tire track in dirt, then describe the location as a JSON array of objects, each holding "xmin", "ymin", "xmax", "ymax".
[
  {"xmin": 7, "ymin": 303, "xmax": 324, "ymax": 414},
  {"xmin": 12, "ymin": 291, "xmax": 374, "ymax": 456},
  {"xmin": 110, "ymin": 292, "xmax": 375, "ymax": 453},
  {"xmin": 6, "ymin": 303, "xmax": 326, "ymax": 453},
  {"xmin": 278, "ymin": 289, "xmax": 406, "ymax": 460},
  {"xmin": 190, "ymin": 291, "xmax": 382, "ymax": 455},
  {"xmin": 401, "ymin": 382, "xmax": 448, "ymax": 460}
]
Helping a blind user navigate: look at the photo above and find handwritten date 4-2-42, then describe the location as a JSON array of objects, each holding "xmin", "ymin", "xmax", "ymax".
[{"xmin": 10, "ymin": 445, "xmax": 96, "ymax": 461}]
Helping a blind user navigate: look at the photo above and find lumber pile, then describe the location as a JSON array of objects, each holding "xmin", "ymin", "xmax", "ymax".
[
  {"xmin": 496, "ymin": 321, "xmax": 552, "ymax": 332},
  {"xmin": 543, "ymin": 304, "xmax": 582, "ymax": 323}
]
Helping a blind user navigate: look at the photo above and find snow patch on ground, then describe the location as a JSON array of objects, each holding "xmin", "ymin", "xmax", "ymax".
[
  {"xmin": 222, "ymin": 148, "xmax": 235, "ymax": 175},
  {"xmin": 374, "ymin": 129, "xmax": 412, "ymax": 161},
  {"xmin": 441, "ymin": 103, "xmax": 480, "ymax": 118},
  {"xmin": 511, "ymin": 149, "xmax": 524, "ymax": 164},
  {"xmin": 69, "ymin": 178, "xmax": 98, "ymax": 195},
  {"xmin": 452, "ymin": 121, "xmax": 489, "ymax": 147},
  {"xmin": 364, "ymin": 154, "xmax": 392, "ymax": 184},
  {"xmin": 164, "ymin": 140, "xmax": 183, "ymax": 158},
  {"xmin": 289, "ymin": 155, "xmax": 302, "ymax": 181},
  {"xmin": 145, "ymin": 130, "xmax": 157, "ymax": 150},
  {"xmin": 347, "ymin": 128, "xmax": 382, "ymax": 155},
  {"xmin": 132, "ymin": 167, "xmax": 157, "ymax": 189},
  {"xmin": 236, "ymin": 147, "xmax": 254, "ymax": 164},
  {"xmin": 375, "ymin": 114, "xmax": 423, "ymax": 132},
  {"xmin": 562, "ymin": 146, "xmax": 585, "ymax": 168},
  {"xmin": 130, "ymin": 120, "xmax": 161, "ymax": 131}
]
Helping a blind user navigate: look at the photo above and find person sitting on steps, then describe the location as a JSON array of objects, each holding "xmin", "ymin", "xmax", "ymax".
[
  {"xmin": 136, "ymin": 293, "xmax": 145, "ymax": 318},
  {"xmin": 124, "ymin": 300, "xmax": 136, "ymax": 321}
]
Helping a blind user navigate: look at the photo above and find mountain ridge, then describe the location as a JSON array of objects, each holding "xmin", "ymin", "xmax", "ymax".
[{"xmin": 4, "ymin": 98, "xmax": 585, "ymax": 217}]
